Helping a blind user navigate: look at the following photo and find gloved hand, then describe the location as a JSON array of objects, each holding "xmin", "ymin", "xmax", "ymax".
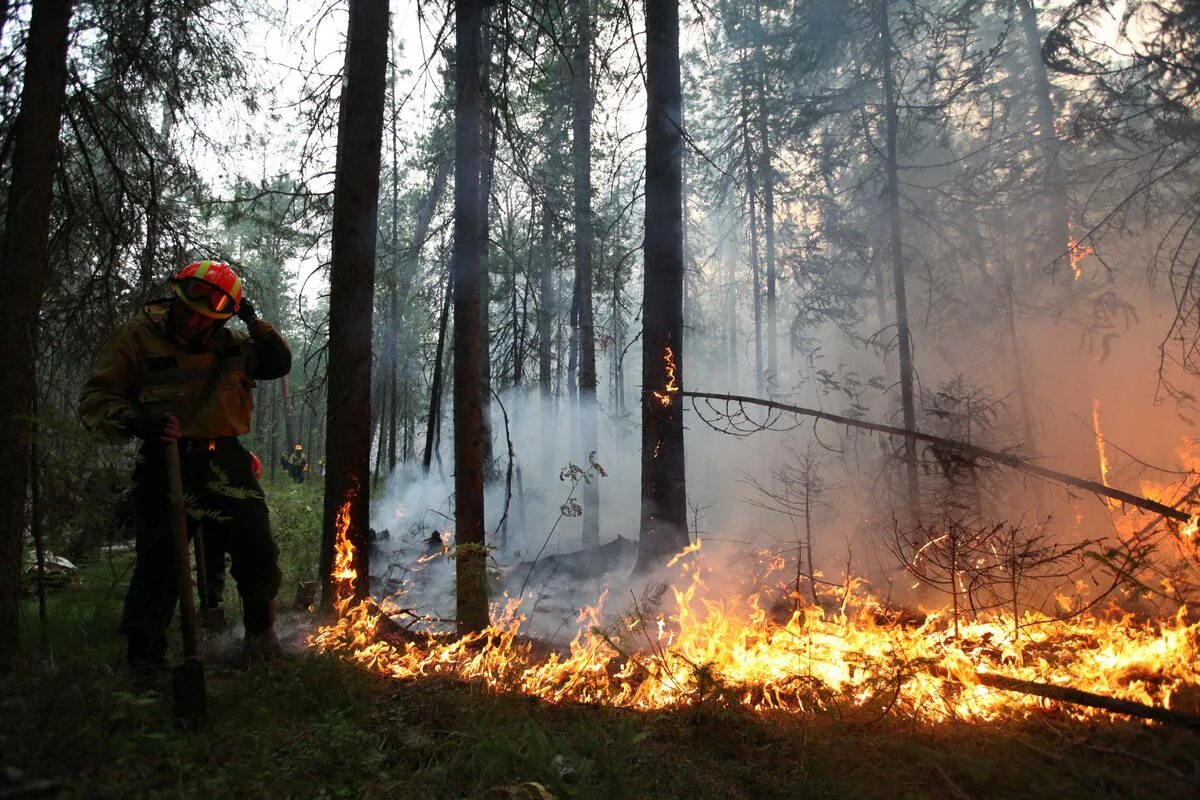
[
  {"xmin": 236, "ymin": 298, "xmax": 258, "ymax": 325},
  {"xmin": 131, "ymin": 412, "xmax": 180, "ymax": 444}
]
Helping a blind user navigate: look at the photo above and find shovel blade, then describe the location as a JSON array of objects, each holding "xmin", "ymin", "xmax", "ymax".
[{"xmin": 172, "ymin": 657, "xmax": 207, "ymax": 729}]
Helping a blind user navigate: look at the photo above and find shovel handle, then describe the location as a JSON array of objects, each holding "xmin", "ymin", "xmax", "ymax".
[{"xmin": 165, "ymin": 441, "xmax": 199, "ymax": 660}]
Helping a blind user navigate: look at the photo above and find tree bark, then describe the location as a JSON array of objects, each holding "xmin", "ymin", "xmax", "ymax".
[
  {"xmin": 280, "ymin": 374, "xmax": 298, "ymax": 449},
  {"xmin": 1015, "ymin": 0, "xmax": 1069, "ymax": 281},
  {"xmin": 754, "ymin": 0, "xmax": 778, "ymax": 389},
  {"xmin": 452, "ymin": 0, "xmax": 490, "ymax": 633},
  {"xmin": 537, "ymin": 190, "xmax": 555, "ymax": 400},
  {"xmin": 573, "ymin": 0, "xmax": 600, "ymax": 549},
  {"xmin": 637, "ymin": 0, "xmax": 689, "ymax": 572},
  {"xmin": 423, "ymin": 273, "xmax": 452, "ymax": 473},
  {"xmin": 879, "ymin": 0, "xmax": 921, "ymax": 525},
  {"xmin": 0, "ymin": 0, "xmax": 74, "ymax": 663},
  {"xmin": 318, "ymin": 0, "xmax": 389, "ymax": 610},
  {"xmin": 742, "ymin": 115, "xmax": 764, "ymax": 396},
  {"xmin": 480, "ymin": 22, "xmax": 496, "ymax": 481}
]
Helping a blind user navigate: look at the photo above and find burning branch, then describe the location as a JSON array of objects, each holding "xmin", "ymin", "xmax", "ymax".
[
  {"xmin": 929, "ymin": 665, "xmax": 1200, "ymax": 732},
  {"xmin": 685, "ymin": 390, "xmax": 1193, "ymax": 523}
]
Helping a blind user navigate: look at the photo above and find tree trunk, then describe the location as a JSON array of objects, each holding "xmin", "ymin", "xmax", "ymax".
[
  {"xmin": 318, "ymin": 0, "xmax": 389, "ymax": 609},
  {"xmin": 0, "ymin": 0, "xmax": 74, "ymax": 663},
  {"xmin": 280, "ymin": 374, "xmax": 298, "ymax": 448},
  {"xmin": 388, "ymin": 42, "xmax": 401, "ymax": 474},
  {"xmin": 1015, "ymin": 0, "xmax": 1069, "ymax": 281},
  {"xmin": 424, "ymin": 273, "xmax": 452, "ymax": 473},
  {"xmin": 637, "ymin": 0, "xmax": 689, "ymax": 572},
  {"xmin": 480, "ymin": 23, "xmax": 496, "ymax": 481},
  {"xmin": 268, "ymin": 380, "xmax": 279, "ymax": 482},
  {"xmin": 726, "ymin": 236, "xmax": 737, "ymax": 387},
  {"xmin": 754, "ymin": 0, "xmax": 778, "ymax": 390},
  {"xmin": 452, "ymin": 0, "xmax": 489, "ymax": 633},
  {"xmin": 574, "ymin": 0, "xmax": 600, "ymax": 549},
  {"xmin": 879, "ymin": 0, "xmax": 921, "ymax": 525},
  {"xmin": 537, "ymin": 192, "xmax": 555, "ymax": 399},
  {"xmin": 742, "ymin": 115, "xmax": 764, "ymax": 396}
]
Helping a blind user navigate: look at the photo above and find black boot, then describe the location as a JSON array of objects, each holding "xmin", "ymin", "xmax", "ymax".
[{"xmin": 241, "ymin": 627, "xmax": 283, "ymax": 667}]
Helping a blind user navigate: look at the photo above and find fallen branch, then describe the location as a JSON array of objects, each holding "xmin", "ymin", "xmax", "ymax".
[
  {"xmin": 684, "ymin": 390, "xmax": 1192, "ymax": 523},
  {"xmin": 928, "ymin": 665, "xmax": 1200, "ymax": 731}
]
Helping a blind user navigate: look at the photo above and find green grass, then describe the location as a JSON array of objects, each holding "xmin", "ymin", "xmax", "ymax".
[{"xmin": 5, "ymin": 480, "xmax": 1199, "ymax": 799}]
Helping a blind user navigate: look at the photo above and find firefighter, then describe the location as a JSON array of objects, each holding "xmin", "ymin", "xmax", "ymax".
[
  {"xmin": 78, "ymin": 261, "xmax": 291, "ymax": 674},
  {"xmin": 286, "ymin": 443, "xmax": 309, "ymax": 484}
]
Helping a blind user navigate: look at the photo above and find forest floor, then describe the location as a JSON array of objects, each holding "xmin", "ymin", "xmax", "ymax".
[{"xmin": 4, "ymin": 480, "xmax": 1199, "ymax": 800}]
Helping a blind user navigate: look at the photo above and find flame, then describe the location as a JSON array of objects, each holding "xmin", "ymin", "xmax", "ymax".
[
  {"xmin": 310, "ymin": 533, "xmax": 1200, "ymax": 726},
  {"xmin": 652, "ymin": 345, "xmax": 679, "ymax": 408},
  {"xmin": 1068, "ymin": 221, "xmax": 1093, "ymax": 280}
]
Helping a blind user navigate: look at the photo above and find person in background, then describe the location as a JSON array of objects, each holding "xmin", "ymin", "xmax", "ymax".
[
  {"xmin": 78, "ymin": 260, "xmax": 291, "ymax": 675},
  {"xmin": 285, "ymin": 443, "xmax": 309, "ymax": 484}
]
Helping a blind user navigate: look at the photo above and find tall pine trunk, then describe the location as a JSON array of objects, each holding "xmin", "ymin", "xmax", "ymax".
[
  {"xmin": 754, "ymin": 0, "xmax": 778, "ymax": 389},
  {"xmin": 452, "ymin": 0, "xmax": 489, "ymax": 633},
  {"xmin": 637, "ymin": 0, "xmax": 688, "ymax": 572},
  {"xmin": 318, "ymin": 0, "xmax": 389, "ymax": 609},
  {"xmin": 574, "ymin": 0, "xmax": 599, "ymax": 549},
  {"xmin": 424, "ymin": 273, "xmax": 452, "ymax": 473},
  {"xmin": 743, "ymin": 117, "xmax": 764, "ymax": 396},
  {"xmin": 0, "ymin": 0, "xmax": 73, "ymax": 661},
  {"xmin": 879, "ymin": 0, "xmax": 921, "ymax": 525},
  {"xmin": 1015, "ymin": 0, "xmax": 1069, "ymax": 282}
]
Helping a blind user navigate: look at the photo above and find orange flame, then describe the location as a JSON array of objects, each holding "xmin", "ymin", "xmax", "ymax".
[
  {"xmin": 309, "ymin": 533, "xmax": 1200, "ymax": 726},
  {"xmin": 1068, "ymin": 221, "xmax": 1093, "ymax": 280},
  {"xmin": 652, "ymin": 345, "xmax": 679, "ymax": 408}
]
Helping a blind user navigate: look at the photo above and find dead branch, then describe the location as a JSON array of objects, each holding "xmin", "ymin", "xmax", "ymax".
[
  {"xmin": 685, "ymin": 390, "xmax": 1192, "ymax": 523},
  {"xmin": 927, "ymin": 665, "xmax": 1200, "ymax": 732}
]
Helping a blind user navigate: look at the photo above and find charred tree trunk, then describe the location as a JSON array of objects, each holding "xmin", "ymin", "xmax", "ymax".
[
  {"xmin": 725, "ymin": 236, "xmax": 737, "ymax": 387},
  {"xmin": 0, "ymin": 0, "xmax": 73, "ymax": 661},
  {"xmin": 742, "ymin": 117, "xmax": 764, "ymax": 396},
  {"xmin": 424, "ymin": 273, "xmax": 452, "ymax": 473},
  {"xmin": 573, "ymin": 0, "xmax": 600, "ymax": 549},
  {"xmin": 754, "ymin": 0, "xmax": 778, "ymax": 390},
  {"xmin": 280, "ymin": 374, "xmax": 298, "ymax": 448},
  {"xmin": 452, "ymin": 0, "xmax": 490, "ymax": 633},
  {"xmin": 480, "ymin": 23, "xmax": 496, "ymax": 481},
  {"xmin": 1015, "ymin": 0, "xmax": 1069, "ymax": 280},
  {"xmin": 537, "ymin": 190, "xmax": 555, "ymax": 400},
  {"xmin": 318, "ymin": 0, "xmax": 388, "ymax": 609},
  {"xmin": 387, "ymin": 43, "xmax": 401, "ymax": 474},
  {"xmin": 878, "ymin": 0, "xmax": 921, "ymax": 525},
  {"xmin": 637, "ymin": 0, "xmax": 689, "ymax": 572}
]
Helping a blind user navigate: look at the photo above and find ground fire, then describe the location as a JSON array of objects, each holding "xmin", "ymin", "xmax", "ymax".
[{"xmin": 311, "ymin": 481, "xmax": 1200, "ymax": 728}]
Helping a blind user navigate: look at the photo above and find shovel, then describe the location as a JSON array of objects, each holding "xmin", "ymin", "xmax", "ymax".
[{"xmin": 166, "ymin": 439, "xmax": 206, "ymax": 728}]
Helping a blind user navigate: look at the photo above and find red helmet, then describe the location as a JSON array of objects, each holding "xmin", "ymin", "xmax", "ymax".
[
  {"xmin": 170, "ymin": 260, "xmax": 242, "ymax": 319},
  {"xmin": 249, "ymin": 451, "xmax": 263, "ymax": 480}
]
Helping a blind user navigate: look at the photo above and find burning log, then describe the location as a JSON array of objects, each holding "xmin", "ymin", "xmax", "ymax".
[
  {"xmin": 685, "ymin": 390, "xmax": 1192, "ymax": 523},
  {"xmin": 929, "ymin": 666, "xmax": 1200, "ymax": 731}
]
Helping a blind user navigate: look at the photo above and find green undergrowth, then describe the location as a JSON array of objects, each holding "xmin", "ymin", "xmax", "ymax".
[{"xmin": 5, "ymin": 481, "xmax": 1199, "ymax": 799}]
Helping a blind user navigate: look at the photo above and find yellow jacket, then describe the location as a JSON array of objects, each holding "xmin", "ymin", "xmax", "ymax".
[{"xmin": 78, "ymin": 300, "xmax": 291, "ymax": 440}]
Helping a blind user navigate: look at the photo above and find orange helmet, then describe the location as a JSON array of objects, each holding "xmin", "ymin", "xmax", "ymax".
[{"xmin": 171, "ymin": 260, "xmax": 242, "ymax": 319}]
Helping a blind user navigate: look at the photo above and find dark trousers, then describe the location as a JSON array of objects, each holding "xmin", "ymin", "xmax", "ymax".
[{"xmin": 122, "ymin": 438, "xmax": 282, "ymax": 666}]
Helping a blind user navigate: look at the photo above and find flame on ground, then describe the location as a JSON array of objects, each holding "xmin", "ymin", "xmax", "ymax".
[{"xmin": 310, "ymin": 530, "xmax": 1200, "ymax": 726}]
